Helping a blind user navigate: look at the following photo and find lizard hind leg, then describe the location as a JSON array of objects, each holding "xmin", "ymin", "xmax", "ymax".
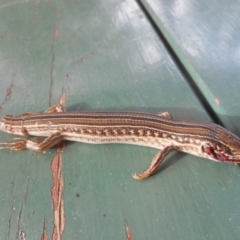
[
  {"xmin": 45, "ymin": 92, "xmax": 66, "ymax": 113},
  {"xmin": 132, "ymin": 146, "xmax": 175, "ymax": 180},
  {"xmin": 157, "ymin": 111, "xmax": 172, "ymax": 119},
  {"xmin": 0, "ymin": 138, "xmax": 30, "ymax": 151}
]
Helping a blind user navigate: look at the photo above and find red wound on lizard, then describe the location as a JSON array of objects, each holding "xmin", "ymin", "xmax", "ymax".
[{"xmin": 203, "ymin": 145, "xmax": 228, "ymax": 161}]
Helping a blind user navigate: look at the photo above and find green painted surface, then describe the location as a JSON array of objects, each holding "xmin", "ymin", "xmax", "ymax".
[
  {"xmin": 0, "ymin": 0, "xmax": 239, "ymax": 239},
  {"xmin": 139, "ymin": 0, "xmax": 240, "ymax": 133}
]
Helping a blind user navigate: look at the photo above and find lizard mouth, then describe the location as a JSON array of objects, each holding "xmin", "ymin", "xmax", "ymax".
[{"xmin": 202, "ymin": 145, "xmax": 239, "ymax": 164}]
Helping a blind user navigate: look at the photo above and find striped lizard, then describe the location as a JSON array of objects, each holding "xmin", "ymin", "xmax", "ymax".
[{"xmin": 0, "ymin": 93, "xmax": 240, "ymax": 179}]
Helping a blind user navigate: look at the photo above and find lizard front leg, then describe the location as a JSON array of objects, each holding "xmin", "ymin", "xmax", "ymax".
[{"xmin": 0, "ymin": 132, "xmax": 64, "ymax": 151}]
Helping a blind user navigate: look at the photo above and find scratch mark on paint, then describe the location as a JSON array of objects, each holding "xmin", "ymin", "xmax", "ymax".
[
  {"xmin": 17, "ymin": 162, "xmax": 33, "ymax": 239},
  {"xmin": 0, "ymin": 82, "xmax": 13, "ymax": 112},
  {"xmin": 51, "ymin": 146, "xmax": 65, "ymax": 240},
  {"xmin": 70, "ymin": 50, "xmax": 97, "ymax": 67},
  {"xmin": 17, "ymin": 203, "xmax": 23, "ymax": 232},
  {"xmin": 24, "ymin": 161, "xmax": 32, "ymax": 202},
  {"xmin": 7, "ymin": 203, "xmax": 15, "ymax": 240},
  {"xmin": 49, "ymin": 12, "xmax": 60, "ymax": 107},
  {"xmin": 7, "ymin": 176, "xmax": 16, "ymax": 240},
  {"xmin": 17, "ymin": 203, "xmax": 27, "ymax": 240},
  {"xmin": 125, "ymin": 221, "xmax": 135, "ymax": 240}
]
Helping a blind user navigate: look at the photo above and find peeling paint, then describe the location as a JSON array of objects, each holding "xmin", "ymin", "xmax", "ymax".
[
  {"xmin": 125, "ymin": 222, "xmax": 135, "ymax": 240},
  {"xmin": 18, "ymin": 230, "xmax": 26, "ymax": 240},
  {"xmin": 51, "ymin": 146, "xmax": 65, "ymax": 240},
  {"xmin": 41, "ymin": 221, "xmax": 48, "ymax": 240}
]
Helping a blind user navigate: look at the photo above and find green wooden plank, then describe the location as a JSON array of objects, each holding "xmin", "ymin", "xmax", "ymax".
[
  {"xmin": 138, "ymin": 0, "xmax": 240, "ymax": 133},
  {"xmin": 0, "ymin": 0, "xmax": 239, "ymax": 240},
  {"xmin": 137, "ymin": 0, "xmax": 240, "ymax": 239},
  {"xmin": 0, "ymin": 1, "xmax": 57, "ymax": 239}
]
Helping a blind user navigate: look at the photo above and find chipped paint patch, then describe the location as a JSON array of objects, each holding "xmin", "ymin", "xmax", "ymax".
[{"xmin": 18, "ymin": 230, "xmax": 26, "ymax": 240}]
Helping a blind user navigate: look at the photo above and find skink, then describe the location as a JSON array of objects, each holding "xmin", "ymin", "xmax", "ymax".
[{"xmin": 0, "ymin": 93, "xmax": 240, "ymax": 180}]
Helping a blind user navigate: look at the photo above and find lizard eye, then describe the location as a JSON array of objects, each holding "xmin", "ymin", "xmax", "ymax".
[{"xmin": 225, "ymin": 147, "xmax": 233, "ymax": 155}]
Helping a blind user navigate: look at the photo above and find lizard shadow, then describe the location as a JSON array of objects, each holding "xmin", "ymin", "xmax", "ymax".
[{"xmin": 154, "ymin": 152, "xmax": 186, "ymax": 176}]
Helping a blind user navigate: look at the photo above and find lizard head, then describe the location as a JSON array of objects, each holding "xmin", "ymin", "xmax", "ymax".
[{"xmin": 202, "ymin": 124, "xmax": 240, "ymax": 165}]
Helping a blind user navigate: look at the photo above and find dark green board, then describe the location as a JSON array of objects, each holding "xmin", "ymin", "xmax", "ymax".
[{"xmin": 0, "ymin": 0, "xmax": 239, "ymax": 239}]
